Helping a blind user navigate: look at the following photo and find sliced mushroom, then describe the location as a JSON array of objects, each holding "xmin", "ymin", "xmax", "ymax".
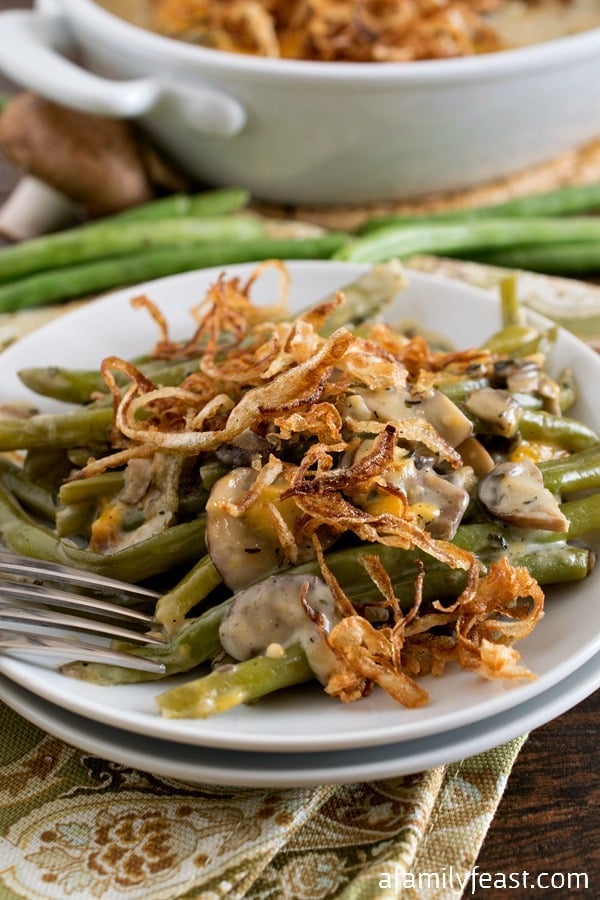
[
  {"xmin": 205, "ymin": 466, "xmax": 312, "ymax": 591},
  {"xmin": 0, "ymin": 92, "xmax": 188, "ymax": 240},
  {"xmin": 342, "ymin": 387, "xmax": 472, "ymax": 447},
  {"xmin": 465, "ymin": 387, "xmax": 523, "ymax": 438},
  {"xmin": 359, "ymin": 453, "xmax": 471, "ymax": 540},
  {"xmin": 219, "ymin": 573, "xmax": 341, "ymax": 683},
  {"xmin": 419, "ymin": 390, "xmax": 473, "ymax": 447},
  {"xmin": 399, "ymin": 460, "xmax": 471, "ymax": 539},
  {"xmin": 478, "ymin": 458, "xmax": 568, "ymax": 532},
  {"xmin": 457, "ymin": 436, "xmax": 495, "ymax": 476}
]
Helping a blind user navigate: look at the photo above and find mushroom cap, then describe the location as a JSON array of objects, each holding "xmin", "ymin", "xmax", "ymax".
[{"xmin": 0, "ymin": 92, "xmax": 186, "ymax": 216}]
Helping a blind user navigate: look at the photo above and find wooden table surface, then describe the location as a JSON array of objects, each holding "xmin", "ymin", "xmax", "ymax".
[{"xmin": 0, "ymin": 2, "xmax": 597, "ymax": 895}]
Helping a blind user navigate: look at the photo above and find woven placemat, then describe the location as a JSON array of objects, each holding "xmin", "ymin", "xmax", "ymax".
[{"xmin": 258, "ymin": 136, "xmax": 600, "ymax": 231}]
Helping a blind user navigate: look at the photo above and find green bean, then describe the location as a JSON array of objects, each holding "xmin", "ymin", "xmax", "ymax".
[
  {"xmin": 153, "ymin": 536, "xmax": 592, "ymax": 717},
  {"xmin": 0, "ymin": 481, "xmax": 207, "ymax": 582},
  {"xmin": 156, "ymin": 644, "xmax": 312, "ymax": 718},
  {"xmin": 499, "ymin": 276, "xmax": 524, "ymax": 328},
  {"xmin": 104, "ymin": 188, "xmax": 250, "ymax": 224},
  {"xmin": 0, "ymin": 233, "xmax": 348, "ymax": 312},
  {"xmin": 335, "ymin": 217, "xmax": 600, "ymax": 265},
  {"xmin": 481, "ymin": 323, "xmax": 557, "ymax": 357},
  {"xmin": 155, "ymin": 553, "xmax": 223, "ymax": 632},
  {"xmin": 0, "ymin": 215, "xmax": 266, "ymax": 283},
  {"xmin": 555, "ymin": 368, "xmax": 577, "ymax": 413},
  {"xmin": 469, "ymin": 241, "xmax": 600, "ymax": 275},
  {"xmin": 357, "ymin": 183, "xmax": 600, "ymax": 234},
  {"xmin": 561, "ymin": 492, "xmax": 600, "ymax": 539},
  {"xmin": 0, "ymin": 456, "xmax": 56, "ymax": 521},
  {"xmin": 0, "ymin": 405, "xmax": 113, "ymax": 451},
  {"xmin": 18, "ymin": 356, "xmax": 204, "ymax": 405},
  {"xmin": 317, "ymin": 259, "xmax": 407, "ymax": 336},
  {"xmin": 58, "ymin": 472, "xmax": 124, "ymax": 505},
  {"xmin": 519, "ymin": 409, "xmax": 600, "ymax": 452},
  {"xmin": 539, "ymin": 445, "xmax": 600, "ymax": 495},
  {"xmin": 60, "ymin": 598, "xmax": 231, "ymax": 685}
]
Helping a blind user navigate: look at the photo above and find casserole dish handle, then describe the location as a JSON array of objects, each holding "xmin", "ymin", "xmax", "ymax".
[{"xmin": 0, "ymin": 9, "xmax": 246, "ymax": 136}]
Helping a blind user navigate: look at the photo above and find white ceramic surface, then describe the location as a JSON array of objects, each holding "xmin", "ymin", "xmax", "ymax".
[
  {"xmin": 1, "ymin": 653, "xmax": 597, "ymax": 787},
  {"xmin": 0, "ymin": 0, "xmax": 598, "ymax": 204},
  {"xmin": 0, "ymin": 261, "xmax": 598, "ymax": 753}
]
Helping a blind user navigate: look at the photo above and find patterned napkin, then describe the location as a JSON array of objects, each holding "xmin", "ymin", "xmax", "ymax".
[
  {"xmin": 0, "ymin": 258, "xmax": 595, "ymax": 900},
  {"xmin": 0, "ymin": 699, "xmax": 526, "ymax": 900}
]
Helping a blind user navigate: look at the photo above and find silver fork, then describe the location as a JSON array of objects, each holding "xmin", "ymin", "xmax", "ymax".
[{"xmin": 0, "ymin": 551, "xmax": 167, "ymax": 674}]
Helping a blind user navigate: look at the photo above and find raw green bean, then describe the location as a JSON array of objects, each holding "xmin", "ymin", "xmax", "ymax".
[
  {"xmin": 469, "ymin": 241, "xmax": 600, "ymax": 275},
  {"xmin": 0, "ymin": 233, "xmax": 348, "ymax": 312},
  {"xmin": 0, "ymin": 215, "xmax": 266, "ymax": 283},
  {"xmin": 105, "ymin": 188, "xmax": 250, "ymax": 223},
  {"xmin": 335, "ymin": 217, "xmax": 600, "ymax": 265},
  {"xmin": 156, "ymin": 644, "xmax": 312, "ymax": 718},
  {"xmin": 357, "ymin": 183, "xmax": 600, "ymax": 234}
]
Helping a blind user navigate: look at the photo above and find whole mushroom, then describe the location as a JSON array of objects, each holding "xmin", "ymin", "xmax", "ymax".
[{"xmin": 0, "ymin": 92, "xmax": 189, "ymax": 240}]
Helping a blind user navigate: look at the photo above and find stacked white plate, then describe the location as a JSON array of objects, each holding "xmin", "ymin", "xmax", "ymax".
[{"xmin": 0, "ymin": 263, "xmax": 598, "ymax": 787}]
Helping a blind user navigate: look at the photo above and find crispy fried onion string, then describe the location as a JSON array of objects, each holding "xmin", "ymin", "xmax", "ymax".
[
  {"xmin": 111, "ymin": 327, "xmax": 354, "ymax": 453},
  {"xmin": 90, "ymin": 262, "xmax": 550, "ymax": 708}
]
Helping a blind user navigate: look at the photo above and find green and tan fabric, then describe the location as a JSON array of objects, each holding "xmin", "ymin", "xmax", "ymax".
[{"xmin": 0, "ymin": 700, "xmax": 525, "ymax": 900}]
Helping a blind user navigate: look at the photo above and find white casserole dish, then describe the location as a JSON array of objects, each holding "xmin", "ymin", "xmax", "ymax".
[{"xmin": 0, "ymin": 0, "xmax": 599, "ymax": 205}]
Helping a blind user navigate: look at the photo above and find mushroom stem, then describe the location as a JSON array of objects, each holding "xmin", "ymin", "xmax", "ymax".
[{"xmin": 0, "ymin": 175, "xmax": 81, "ymax": 242}]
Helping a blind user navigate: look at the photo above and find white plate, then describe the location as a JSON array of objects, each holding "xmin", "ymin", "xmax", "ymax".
[
  {"xmin": 1, "ymin": 261, "xmax": 599, "ymax": 753},
  {"xmin": 0, "ymin": 653, "xmax": 597, "ymax": 788}
]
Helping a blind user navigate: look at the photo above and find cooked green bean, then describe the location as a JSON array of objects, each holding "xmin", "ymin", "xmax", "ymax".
[
  {"xmin": 61, "ymin": 598, "xmax": 232, "ymax": 684},
  {"xmin": 156, "ymin": 644, "xmax": 312, "ymax": 718},
  {"xmin": 539, "ymin": 445, "xmax": 600, "ymax": 495},
  {"xmin": 519, "ymin": 409, "xmax": 600, "ymax": 452},
  {"xmin": 18, "ymin": 356, "xmax": 204, "ymax": 405},
  {"xmin": 0, "ymin": 405, "xmax": 113, "ymax": 451},
  {"xmin": 0, "ymin": 456, "xmax": 56, "ymax": 521},
  {"xmin": 0, "ymin": 482, "xmax": 207, "ymax": 582},
  {"xmin": 155, "ymin": 554, "xmax": 223, "ymax": 632},
  {"xmin": 0, "ymin": 233, "xmax": 348, "ymax": 312}
]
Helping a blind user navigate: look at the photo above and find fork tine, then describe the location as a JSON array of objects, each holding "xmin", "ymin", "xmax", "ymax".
[
  {"xmin": 0, "ymin": 606, "xmax": 167, "ymax": 647},
  {"xmin": 0, "ymin": 551, "xmax": 160, "ymax": 601},
  {"xmin": 0, "ymin": 629, "xmax": 166, "ymax": 673},
  {"xmin": 0, "ymin": 581, "xmax": 156, "ymax": 626}
]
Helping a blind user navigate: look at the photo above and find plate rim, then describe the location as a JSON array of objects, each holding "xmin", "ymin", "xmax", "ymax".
[{"xmin": 0, "ymin": 260, "xmax": 599, "ymax": 753}]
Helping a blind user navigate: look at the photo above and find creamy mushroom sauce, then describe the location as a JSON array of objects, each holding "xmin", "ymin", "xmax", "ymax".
[
  {"xmin": 219, "ymin": 573, "xmax": 341, "ymax": 682},
  {"xmin": 96, "ymin": 0, "xmax": 600, "ymax": 52}
]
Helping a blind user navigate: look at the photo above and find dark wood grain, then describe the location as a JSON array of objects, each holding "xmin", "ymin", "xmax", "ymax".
[{"xmin": 0, "ymin": 2, "xmax": 597, "ymax": 894}]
